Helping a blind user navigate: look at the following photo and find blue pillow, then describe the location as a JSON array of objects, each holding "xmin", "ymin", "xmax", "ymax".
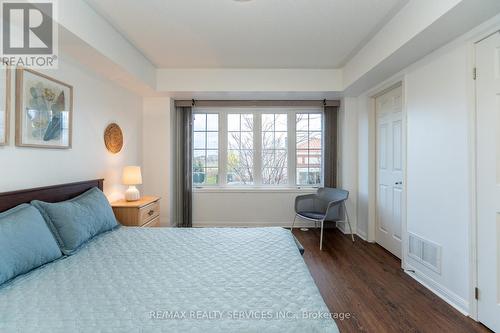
[
  {"xmin": 32, "ymin": 187, "xmax": 118, "ymax": 255},
  {"xmin": 0, "ymin": 204, "xmax": 62, "ymax": 285}
]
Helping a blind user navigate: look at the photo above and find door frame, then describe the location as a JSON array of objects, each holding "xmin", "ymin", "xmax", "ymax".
[
  {"xmin": 470, "ymin": 25, "xmax": 500, "ymax": 322},
  {"xmin": 366, "ymin": 79, "xmax": 408, "ymax": 269}
]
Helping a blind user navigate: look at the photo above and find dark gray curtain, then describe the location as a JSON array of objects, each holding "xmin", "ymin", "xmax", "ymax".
[
  {"xmin": 173, "ymin": 106, "xmax": 192, "ymax": 227},
  {"xmin": 323, "ymin": 106, "xmax": 338, "ymax": 188}
]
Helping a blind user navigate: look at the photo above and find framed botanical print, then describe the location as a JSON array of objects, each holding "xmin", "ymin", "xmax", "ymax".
[
  {"xmin": 16, "ymin": 68, "xmax": 73, "ymax": 149},
  {"xmin": 0, "ymin": 69, "xmax": 11, "ymax": 145}
]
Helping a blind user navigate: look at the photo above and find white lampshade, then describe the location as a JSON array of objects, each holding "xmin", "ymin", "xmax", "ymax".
[{"xmin": 122, "ymin": 166, "xmax": 142, "ymax": 185}]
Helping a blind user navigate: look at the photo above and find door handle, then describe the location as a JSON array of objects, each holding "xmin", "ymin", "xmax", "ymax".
[{"xmin": 395, "ymin": 181, "xmax": 403, "ymax": 185}]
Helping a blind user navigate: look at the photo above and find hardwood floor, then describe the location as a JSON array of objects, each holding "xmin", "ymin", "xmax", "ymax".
[{"xmin": 293, "ymin": 228, "xmax": 491, "ymax": 333}]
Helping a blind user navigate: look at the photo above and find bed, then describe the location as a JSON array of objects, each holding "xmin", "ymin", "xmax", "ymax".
[{"xmin": 0, "ymin": 180, "xmax": 339, "ymax": 333}]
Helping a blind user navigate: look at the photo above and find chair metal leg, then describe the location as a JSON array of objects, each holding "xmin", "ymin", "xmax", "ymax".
[
  {"xmin": 320, "ymin": 219, "xmax": 325, "ymax": 250},
  {"xmin": 344, "ymin": 202, "xmax": 355, "ymax": 242},
  {"xmin": 291, "ymin": 214, "xmax": 297, "ymax": 232}
]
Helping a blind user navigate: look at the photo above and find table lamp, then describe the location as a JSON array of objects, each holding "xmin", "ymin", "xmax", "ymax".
[{"xmin": 122, "ymin": 166, "xmax": 142, "ymax": 201}]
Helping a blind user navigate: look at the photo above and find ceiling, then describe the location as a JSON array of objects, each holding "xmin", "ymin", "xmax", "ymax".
[{"xmin": 85, "ymin": 0, "xmax": 408, "ymax": 69}]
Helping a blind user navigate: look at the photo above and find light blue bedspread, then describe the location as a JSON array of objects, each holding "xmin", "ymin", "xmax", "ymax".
[{"xmin": 0, "ymin": 227, "xmax": 339, "ymax": 333}]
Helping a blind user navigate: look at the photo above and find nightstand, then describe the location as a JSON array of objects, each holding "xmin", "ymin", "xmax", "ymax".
[{"xmin": 111, "ymin": 196, "xmax": 161, "ymax": 227}]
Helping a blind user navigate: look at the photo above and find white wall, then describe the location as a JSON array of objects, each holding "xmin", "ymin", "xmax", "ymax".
[
  {"xmin": 343, "ymin": 0, "xmax": 462, "ymax": 89},
  {"xmin": 157, "ymin": 69, "xmax": 343, "ymax": 93},
  {"xmin": 193, "ymin": 189, "xmax": 316, "ymax": 227},
  {"xmin": 356, "ymin": 95, "xmax": 375, "ymax": 240},
  {"xmin": 337, "ymin": 97, "xmax": 358, "ymax": 234},
  {"xmin": 353, "ymin": 26, "xmax": 485, "ymax": 313},
  {"xmin": 59, "ymin": 0, "xmax": 156, "ymax": 89},
  {"xmin": 404, "ymin": 43, "xmax": 471, "ymax": 308},
  {"xmin": 0, "ymin": 55, "xmax": 143, "ymax": 201},
  {"xmin": 142, "ymin": 97, "xmax": 173, "ymax": 226}
]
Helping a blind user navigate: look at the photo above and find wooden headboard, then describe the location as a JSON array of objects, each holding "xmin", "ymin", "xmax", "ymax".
[{"xmin": 0, "ymin": 179, "xmax": 104, "ymax": 213}]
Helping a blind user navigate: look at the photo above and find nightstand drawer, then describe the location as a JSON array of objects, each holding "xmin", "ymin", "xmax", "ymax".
[
  {"xmin": 139, "ymin": 201, "xmax": 160, "ymax": 225},
  {"xmin": 142, "ymin": 216, "xmax": 160, "ymax": 228},
  {"xmin": 111, "ymin": 196, "xmax": 161, "ymax": 227}
]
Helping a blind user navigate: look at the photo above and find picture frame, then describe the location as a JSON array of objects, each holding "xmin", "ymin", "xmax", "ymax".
[
  {"xmin": 15, "ymin": 68, "xmax": 73, "ymax": 149},
  {"xmin": 0, "ymin": 69, "xmax": 11, "ymax": 146}
]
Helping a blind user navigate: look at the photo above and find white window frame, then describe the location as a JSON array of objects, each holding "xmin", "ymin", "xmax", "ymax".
[{"xmin": 193, "ymin": 107, "xmax": 324, "ymax": 189}]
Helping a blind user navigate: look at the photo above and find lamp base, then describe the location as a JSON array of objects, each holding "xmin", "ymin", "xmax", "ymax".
[{"xmin": 125, "ymin": 186, "xmax": 140, "ymax": 201}]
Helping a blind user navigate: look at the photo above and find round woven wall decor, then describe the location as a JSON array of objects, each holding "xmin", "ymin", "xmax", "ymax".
[{"xmin": 104, "ymin": 123, "xmax": 123, "ymax": 154}]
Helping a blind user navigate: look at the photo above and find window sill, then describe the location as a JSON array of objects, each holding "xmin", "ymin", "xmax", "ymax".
[{"xmin": 193, "ymin": 187, "xmax": 319, "ymax": 194}]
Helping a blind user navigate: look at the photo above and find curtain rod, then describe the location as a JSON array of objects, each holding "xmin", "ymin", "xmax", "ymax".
[{"xmin": 174, "ymin": 100, "xmax": 340, "ymax": 108}]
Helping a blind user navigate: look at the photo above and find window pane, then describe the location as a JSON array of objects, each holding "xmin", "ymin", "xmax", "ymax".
[
  {"xmin": 297, "ymin": 168, "xmax": 309, "ymax": 185},
  {"xmin": 274, "ymin": 150, "xmax": 287, "ymax": 168},
  {"xmin": 227, "ymin": 149, "xmax": 254, "ymax": 185},
  {"xmin": 308, "ymin": 168, "xmax": 321, "ymax": 185},
  {"xmin": 192, "ymin": 113, "xmax": 219, "ymax": 185},
  {"xmin": 227, "ymin": 114, "xmax": 254, "ymax": 186},
  {"xmin": 228, "ymin": 114, "xmax": 240, "ymax": 131},
  {"xmin": 296, "ymin": 132, "xmax": 308, "ymax": 149},
  {"xmin": 262, "ymin": 131, "xmax": 273, "ymax": 149},
  {"xmin": 193, "ymin": 114, "xmax": 206, "ymax": 131},
  {"xmin": 207, "ymin": 132, "xmax": 218, "ymax": 149},
  {"xmin": 309, "ymin": 150, "xmax": 322, "ymax": 167},
  {"xmin": 228, "ymin": 132, "xmax": 240, "ymax": 149},
  {"xmin": 206, "ymin": 114, "xmax": 218, "ymax": 131},
  {"xmin": 241, "ymin": 131, "xmax": 253, "ymax": 149},
  {"xmin": 262, "ymin": 114, "xmax": 274, "ymax": 131},
  {"xmin": 263, "ymin": 168, "xmax": 288, "ymax": 185},
  {"xmin": 241, "ymin": 114, "xmax": 253, "ymax": 131},
  {"xmin": 205, "ymin": 168, "xmax": 218, "ymax": 185},
  {"xmin": 296, "ymin": 114, "xmax": 308, "ymax": 131},
  {"xmin": 227, "ymin": 169, "xmax": 253, "ymax": 185},
  {"xmin": 193, "ymin": 132, "xmax": 206, "ymax": 149},
  {"xmin": 262, "ymin": 150, "xmax": 274, "ymax": 168},
  {"xmin": 193, "ymin": 171, "xmax": 205, "ymax": 185},
  {"xmin": 193, "ymin": 148, "xmax": 206, "ymax": 185},
  {"xmin": 309, "ymin": 113, "xmax": 322, "ymax": 131},
  {"xmin": 309, "ymin": 132, "xmax": 322, "ymax": 149},
  {"xmin": 275, "ymin": 114, "xmax": 287, "ymax": 131},
  {"xmin": 296, "ymin": 150, "xmax": 308, "ymax": 168},
  {"xmin": 275, "ymin": 131, "xmax": 287, "ymax": 149},
  {"xmin": 277, "ymin": 168, "xmax": 288, "ymax": 184},
  {"xmin": 206, "ymin": 150, "xmax": 218, "ymax": 167},
  {"xmin": 261, "ymin": 113, "xmax": 288, "ymax": 185},
  {"xmin": 193, "ymin": 150, "xmax": 206, "ymax": 168},
  {"xmin": 296, "ymin": 112, "xmax": 323, "ymax": 186}
]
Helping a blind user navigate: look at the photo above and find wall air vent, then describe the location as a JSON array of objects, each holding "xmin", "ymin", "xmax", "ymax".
[{"xmin": 408, "ymin": 233, "xmax": 441, "ymax": 274}]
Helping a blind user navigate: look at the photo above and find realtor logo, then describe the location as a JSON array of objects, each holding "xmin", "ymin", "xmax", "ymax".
[{"xmin": 1, "ymin": 0, "xmax": 58, "ymax": 68}]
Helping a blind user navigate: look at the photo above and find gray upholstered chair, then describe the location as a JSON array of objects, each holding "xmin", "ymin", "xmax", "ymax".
[{"xmin": 291, "ymin": 188, "xmax": 354, "ymax": 250}]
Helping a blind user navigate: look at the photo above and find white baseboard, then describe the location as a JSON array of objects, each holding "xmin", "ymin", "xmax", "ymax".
[
  {"xmin": 193, "ymin": 221, "xmax": 316, "ymax": 228},
  {"xmin": 336, "ymin": 221, "xmax": 347, "ymax": 233},
  {"xmin": 405, "ymin": 264, "xmax": 469, "ymax": 316},
  {"xmin": 356, "ymin": 229, "xmax": 368, "ymax": 241},
  {"xmin": 194, "ymin": 221, "xmax": 367, "ymax": 240}
]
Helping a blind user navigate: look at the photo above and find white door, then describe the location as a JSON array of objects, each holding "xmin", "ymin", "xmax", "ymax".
[
  {"xmin": 376, "ymin": 86, "xmax": 403, "ymax": 258},
  {"xmin": 476, "ymin": 31, "xmax": 500, "ymax": 332}
]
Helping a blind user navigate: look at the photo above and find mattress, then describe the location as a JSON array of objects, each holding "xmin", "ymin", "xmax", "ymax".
[{"xmin": 0, "ymin": 227, "xmax": 339, "ymax": 333}]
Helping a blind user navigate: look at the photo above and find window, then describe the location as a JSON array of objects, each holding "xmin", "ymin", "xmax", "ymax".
[
  {"xmin": 227, "ymin": 113, "xmax": 254, "ymax": 185},
  {"xmin": 192, "ymin": 109, "xmax": 323, "ymax": 187},
  {"xmin": 296, "ymin": 113, "xmax": 322, "ymax": 185},
  {"xmin": 193, "ymin": 113, "xmax": 219, "ymax": 185},
  {"xmin": 262, "ymin": 114, "xmax": 288, "ymax": 185}
]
